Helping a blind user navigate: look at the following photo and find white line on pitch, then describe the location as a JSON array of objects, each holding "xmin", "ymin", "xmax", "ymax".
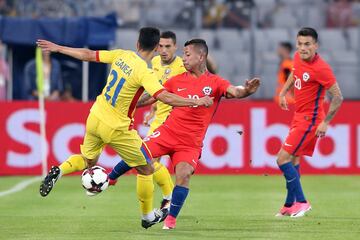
[{"xmin": 0, "ymin": 177, "xmax": 41, "ymax": 197}]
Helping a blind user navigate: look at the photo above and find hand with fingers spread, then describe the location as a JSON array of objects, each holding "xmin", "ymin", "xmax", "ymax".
[
  {"xmin": 36, "ymin": 39, "xmax": 97, "ymax": 62},
  {"xmin": 36, "ymin": 39, "xmax": 61, "ymax": 52},
  {"xmin": 244, "ymin": 78, "xmax": 260, "ymax": 94}
]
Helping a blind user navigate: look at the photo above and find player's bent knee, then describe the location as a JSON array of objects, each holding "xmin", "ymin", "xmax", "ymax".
[
  {"xmin": 175, "ymin": 172, "xmax": 191, "ymax": 187},
  {"xmin": 135, "ymin": 164, "xmax": 154, "ymax": 175},
  {"xmin": 276, "ymin": 149, "xmax": 292, "ymax": 166},
  {"xmin": 175, "ymin": 163, "xmax": 193, "ymax": 187}
]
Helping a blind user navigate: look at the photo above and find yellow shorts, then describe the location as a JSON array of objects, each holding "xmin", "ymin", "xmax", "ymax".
[{"xmin": 80, "ymin": 113, "xmax": 152, "ymax": 167}]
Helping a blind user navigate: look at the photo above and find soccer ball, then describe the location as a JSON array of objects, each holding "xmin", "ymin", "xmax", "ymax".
[{"xmin": 81, "ymin": 166, "xmax": 109, "ymax": 196}]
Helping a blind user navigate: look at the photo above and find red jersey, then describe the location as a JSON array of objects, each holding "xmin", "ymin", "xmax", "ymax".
[
  {"xmin": 162, "ymin": 71, "xmax": 231, "ymax": 147},
  {"xmin": 293, "ymin": 52, "xmax": 336, "ymax": 122}
]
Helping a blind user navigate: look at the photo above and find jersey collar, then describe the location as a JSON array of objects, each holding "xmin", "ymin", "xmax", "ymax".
[
  {"xmin": 161, "ymin": 55, "xmax": 177, "ymax": 66},
  {"xmin": 136, "ymin": 51, "xmax": 152, "ymax": 68},
  {"xmin": 303, "ymin": 53, "xmax": 319, "ymax": 64},
  {"xmin": 186, "ymin": 70, "xmax": 210, "ymax": 79}
]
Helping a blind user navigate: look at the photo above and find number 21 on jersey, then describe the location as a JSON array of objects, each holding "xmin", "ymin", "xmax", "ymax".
[{"xmin": 104, "ymin": 69, "xmax": 126, "ymax": 106}]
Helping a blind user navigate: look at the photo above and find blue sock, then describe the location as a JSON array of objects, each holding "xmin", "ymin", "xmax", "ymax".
[
  {"xmin": 108, "ymin": 160, "xmax": 132, "ymax": 180},
  {"xmin": 169, "ymin": 185, "xmax": 189, "ymax": 218},
  {"xmin": 284, "ymin": 164, "xmax": 300, "ymax": 206},
  {"xmin": 284, "ymin": 166, "xmax": 296, "ymax": 206},
  {"xmin": 279, "ymin": 162, "xmax": 306, "ymax": 204},
  {"xmin": 286, "ymin": 164, "xmax": 301, "ymax": 204}
]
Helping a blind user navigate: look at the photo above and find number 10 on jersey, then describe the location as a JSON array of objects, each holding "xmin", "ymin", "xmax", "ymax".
[
  {"xmin": 188, "ymin": 94, "xmax": 199, "ymax": 108},
  {"xmin": 104, "ymin": 70, "xmax": 126, "ymax": 106}
]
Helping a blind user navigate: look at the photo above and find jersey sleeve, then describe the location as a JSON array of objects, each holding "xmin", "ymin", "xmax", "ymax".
[
  {"xmin": 316, "ymin": 65, "xmax": 337, "ymax": 89},
  {"xmin": 96, "ymin": 49, "xmax": 124, "ymax": 64},
  {"xmin": 140, "ymin": 68, "xmax": 165, "ymax": 98},
  {"xmin": 163, "ymin": 76, "xmax": 176, "ymax": 92},
  {"xmin": 216, "ymin": 76, "xmax": 231, "ymax": 96}
]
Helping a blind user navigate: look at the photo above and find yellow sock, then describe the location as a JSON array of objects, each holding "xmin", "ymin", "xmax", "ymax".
[
  {"xmin": 137, "ymin": 174, "xmax": 154, "ymax": 215},
  {"xmin": 59, "ymin": 154, "xmax": 87, "ymax": 176},
  {"xmin": 153, "ymin": 161, "xmax": 174, "ymax": 199}
]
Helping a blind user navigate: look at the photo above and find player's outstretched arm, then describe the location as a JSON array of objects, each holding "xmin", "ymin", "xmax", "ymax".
[
  {"xmin": 157, "ymin": 90, "xmax": 213, "ymax": 107},
  {"xmin": 225, "ymin": 78, "xmax": 260, "ymax": 99},
  {"xmin": 36, "ymin": 39, "xmax": 97, "ymax": 62},
  {"xmin": 278, "ymin": 72, "xmax": 294, "ymax": 110},
  {"xmin": 137, "ymin": 93, "xmax": 157, "ymax": 108},
  {"xmin": 315, "ymin": 82, "xmax": 343, "ymax": 137}
]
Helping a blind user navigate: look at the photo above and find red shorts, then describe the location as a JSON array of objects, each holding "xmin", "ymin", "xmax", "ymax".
[
  {"xmin": 282, "ymin": 118, "xmax": 319, "ymax": 157},
  {"xmin": 143, "ymin": 125, "xmax": 201, "ymax": 170}
]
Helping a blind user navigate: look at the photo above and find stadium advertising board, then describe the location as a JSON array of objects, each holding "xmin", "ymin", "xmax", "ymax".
[{"xmin": 0, "ymin": 101, "xmax": 359, "ymax": 175}]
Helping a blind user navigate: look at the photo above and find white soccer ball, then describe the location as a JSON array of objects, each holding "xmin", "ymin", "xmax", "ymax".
[{"xmin": 81, "ymin": 166, "xmax": 109, "ymax": 196}]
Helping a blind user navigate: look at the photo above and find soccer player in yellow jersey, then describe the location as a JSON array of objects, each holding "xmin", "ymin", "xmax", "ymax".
[
  {"xmin": 37, "ymin": 27, "xmax": 213, "ymax": 228},
  {"xmin": 145, "ymin": 32, "xmax": 185, "ymax": 131}
]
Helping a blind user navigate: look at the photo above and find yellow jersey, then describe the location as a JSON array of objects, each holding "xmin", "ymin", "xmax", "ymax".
[
  {"xmin": 90, "ymin": 49, "xmax": 164, "ymax": 130},
  {"xmin": 151, "ymin": 55, "xmax": 186, "ymax": 129}
]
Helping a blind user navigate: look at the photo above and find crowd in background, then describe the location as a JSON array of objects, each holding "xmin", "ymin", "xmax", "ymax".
[
  {"xmin": 0, "ymin": 0, "xmax": 360, "ymax": 101},
  {"xmin": 1, "ymin": 0, "xmax": 360, "ymax": 29}
]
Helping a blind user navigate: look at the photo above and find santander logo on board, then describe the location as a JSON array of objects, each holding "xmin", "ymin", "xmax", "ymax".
[{"xmin": 2, "ymin": 105, "xmax": 358, "ymax": 174}]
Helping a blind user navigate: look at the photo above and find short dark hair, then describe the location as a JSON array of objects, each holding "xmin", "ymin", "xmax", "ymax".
[
  {"xmin": 279, "ymin": 41, "xmax": 293, "ymax": 52},
  {"xmin": 160, "ymin": 31, "xmax": 177, "ymax": 44},
  {"xmin": 297, "ymin": 27, "xmax": 318, "ymax": 42},
  {"xmin": 184, "ymin": 39, "xmax": 208, "ymax": 56},
  {"xmin": 138, "ymin": 27, "xmax": 160, "ymax": 51}
]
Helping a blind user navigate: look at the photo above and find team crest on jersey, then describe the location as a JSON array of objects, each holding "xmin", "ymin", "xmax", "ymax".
[
  {"xmin": 165, "ymin": 68, "xmax": 171, "ymax": 75},
  {"xmin": 302, "ymin": 72, "xmax": 310, "ymax": 82},
  {"xmin": 161, "ymin": 68, "xmax": 171, "ymax": 82},
  {"xmin": 202, "ymin": 86, "xmax": 212, "ymax": 96}
]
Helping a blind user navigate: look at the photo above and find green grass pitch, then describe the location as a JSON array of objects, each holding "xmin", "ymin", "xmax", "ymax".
[{"xmin": 0, "ymin": 175, "xmax": 359, "ymax": 240}]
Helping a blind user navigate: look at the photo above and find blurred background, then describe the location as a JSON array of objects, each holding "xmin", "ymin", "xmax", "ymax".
[
  {"xmin": 0, "ymin": 0, "xmax": 359, "ymax": 102},
  {"xmin": 1, "ymin": 2, "xmax": 359, "ymax": 237}
]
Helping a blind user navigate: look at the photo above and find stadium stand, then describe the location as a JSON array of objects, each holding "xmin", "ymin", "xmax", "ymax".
[{"xmin": 0, "ymin": 0, "xmax": 359, "ymax": 100}]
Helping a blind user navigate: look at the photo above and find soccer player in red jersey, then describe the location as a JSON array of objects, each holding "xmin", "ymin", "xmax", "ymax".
[
  {"xmin": 108, "ymin": 39, "xmax": 260, "ymax": 229},
  {"xmin": 276, "ymin": 28, "xmax": 343, "ymax": 217}
]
